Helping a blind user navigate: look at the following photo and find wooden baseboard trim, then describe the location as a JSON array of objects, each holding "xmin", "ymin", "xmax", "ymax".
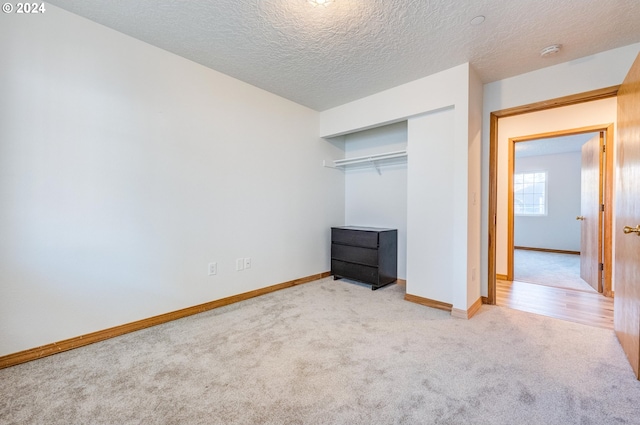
[
  {"xmin": 515, "ymin": 246, "xmax": 580, "ymax": 255},
  {"xmin": 481, "ymin": 296, "xmax": 490, "ymax": 305},
  {"xmin": 396, "ymin": 279, "xmax": 407, "ymax": 285},
  {"xmin": 404, "ymin": 293, "xmax": 453, "ymax": 312},
  {"xmin": 451, "ymin": 297, "xmax": 483, "ymax": 320},
  {"xmin": 496, "ymin": 274, "xmax": 508, "ymax": 281},
  {"xmin": 468, "ymin": 297, "xmax": 483, "ymax": 318},
  {"xmin": 0, "ymin": 271, "xmax": 331, "ymax": 370}
]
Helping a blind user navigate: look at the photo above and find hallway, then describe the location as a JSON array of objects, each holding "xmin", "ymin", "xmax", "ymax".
[{"xmin": 497, "ymin": 279, "xmax": 613, "ymax": 329}]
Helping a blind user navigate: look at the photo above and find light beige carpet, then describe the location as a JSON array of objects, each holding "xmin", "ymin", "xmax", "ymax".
[
  {"xmin": 514, "ymin": 249, "xmax": 596, "ymax": 292},
  {"xmin": 1, "ymin": 277, "xmax": 638, "ymax": 424}
]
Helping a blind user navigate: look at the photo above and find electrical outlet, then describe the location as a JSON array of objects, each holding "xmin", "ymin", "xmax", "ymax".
[
  {"xmin": 244, "ymin": 257, "xmax": 251, "ymax": 269},
  {"xmin": 236, "ymin": 258, "xmax": 244, "ymax": 271},
  {"xmin": 208, "ymin": 262, "xmax": 217, "ymax": 276}
]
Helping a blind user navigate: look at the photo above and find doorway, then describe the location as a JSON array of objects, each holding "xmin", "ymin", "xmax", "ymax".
[
  {"xmin": 512, "ymin": 133, "xmax": 596, "ymax": 293},
  {"xmin": 507, "ymin": 126, "xmax": 614, "ymax": 297},
  {"xmin": 487, "ymin": 87, "xmax": 620, "ymax": 307}
]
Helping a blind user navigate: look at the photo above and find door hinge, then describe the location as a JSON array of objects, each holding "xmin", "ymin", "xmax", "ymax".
[
  {"xmin": 600, "ymin": 204, "xmax": 605, "ymax": 212},
  {"xmin": 602, "ymin": 144, "xmax": 606, "ymax": 153},
  {"xmin": 599, "ymin": 263, "xmax": 604, "ymax": 271}
]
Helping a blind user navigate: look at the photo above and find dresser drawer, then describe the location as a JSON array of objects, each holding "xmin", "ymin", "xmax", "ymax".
[
  {"xmin": 331, "ymin": 228, "xmax": 378, "ymax": 248},
  {"xmin": 331, "ymin": 260, "xmax": 379, "ymax": 285},
  {"xmin": 331, "ymin": 244, "xmax": 378, "ymax": 266},
  {"xmin": 330, "ymin": 226, "xmax": 397, "ymax": 290}
]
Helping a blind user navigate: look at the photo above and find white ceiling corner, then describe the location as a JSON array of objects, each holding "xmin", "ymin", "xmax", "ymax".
[{"xmin": 45, "ymin": 0, "xmax": 640, "ymax": 111}]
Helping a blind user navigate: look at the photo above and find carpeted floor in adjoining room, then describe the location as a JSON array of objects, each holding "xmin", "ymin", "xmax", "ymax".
[
  {"xmin": 514, "ymin": 249, "xmax": 596, "ymax": 292},
  {"xmin": 1, "ymin": 277, "xmax": 639, "ymax": 425}
]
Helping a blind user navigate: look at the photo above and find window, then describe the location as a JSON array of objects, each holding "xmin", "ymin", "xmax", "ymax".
[{"xmin": 514, "ymin": 172, "xmax": 547, "ymax": 215}]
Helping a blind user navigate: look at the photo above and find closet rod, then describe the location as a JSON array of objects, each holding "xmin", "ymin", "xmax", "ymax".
[{"xmin": 332, "ymin": 149, "xmax": 407, "ymax": 167}]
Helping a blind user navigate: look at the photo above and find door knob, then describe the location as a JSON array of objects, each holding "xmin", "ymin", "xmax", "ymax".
[
  {"xmin": 576, "ymin": 216, "xmax": 585, "ymax": 221},
  {"xmin": 623, "ymin": 225, "xmax": 640, "ymax": 236}
]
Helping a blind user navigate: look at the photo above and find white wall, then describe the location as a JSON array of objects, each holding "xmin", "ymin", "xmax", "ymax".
[
  {"xmin": 407, "ymin": 108, "xmax": 455, "ymax": 303},
  {"xmin": 321, "ymin": 63, "xmax": 483, "ymax": 312},
  {"xmin": 494, "ymin": 98, "xmax": 617, "ymax": 275},
  {"xmin": 482, "ymin": 43, "xmax": 640, "ymax": 294},
  {"xmin": 0, "ymin": 6, "xmax": 345, "ymax": 356},
  {"xmin": 343, "ymin": 122, "xmax": 407, "ymax": 279},
  {"xmin": 514, "ymin": 151, "xmax": 582, "ymax": 251}
]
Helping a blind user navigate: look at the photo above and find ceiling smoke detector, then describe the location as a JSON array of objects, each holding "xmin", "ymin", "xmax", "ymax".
[{"xmin": 540, "ymin": 44, "xmax": 562, "ymax": 57}]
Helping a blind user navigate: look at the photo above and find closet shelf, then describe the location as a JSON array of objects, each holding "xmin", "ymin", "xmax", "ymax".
[{"xmin": 323, "ymin": 149, "xmax": 407, "ymax": 175}]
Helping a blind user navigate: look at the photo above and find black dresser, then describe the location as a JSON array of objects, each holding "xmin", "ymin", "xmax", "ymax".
[{"xmin": 331, "ymin": 226, "xmax": 398, "ymax": 290}]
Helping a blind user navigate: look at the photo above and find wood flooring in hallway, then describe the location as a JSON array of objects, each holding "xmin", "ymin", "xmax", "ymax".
[{"xmin": 497, "ymin": 279, "xmax": 614, "ymax": 330}]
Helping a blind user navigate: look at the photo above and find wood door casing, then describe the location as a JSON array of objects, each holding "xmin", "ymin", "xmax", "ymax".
[
  {"xmin": 488, "ymin": 87, "xmax": 620, "ymax": 305},
  {"xmin": 614, "ymin": 53, "xmax": 640, "ymax": 380},
  {"xmin": 580, "ymin": 133, "xmax": 603, "ymax": 293}
]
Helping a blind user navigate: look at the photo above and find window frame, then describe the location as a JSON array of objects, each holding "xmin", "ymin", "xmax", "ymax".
[{"xmin": 513, "ymin": 171, "xmax": 548, "ymax": 216}]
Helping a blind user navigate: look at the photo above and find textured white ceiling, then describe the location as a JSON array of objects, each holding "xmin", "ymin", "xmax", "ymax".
[
  {"xmin": 46, "ymin": 0, "xmax": 640, "ymax": 111},
  {"xmin": 515, "ymin": 133, "xmax": 597, "ymax": 158}
]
